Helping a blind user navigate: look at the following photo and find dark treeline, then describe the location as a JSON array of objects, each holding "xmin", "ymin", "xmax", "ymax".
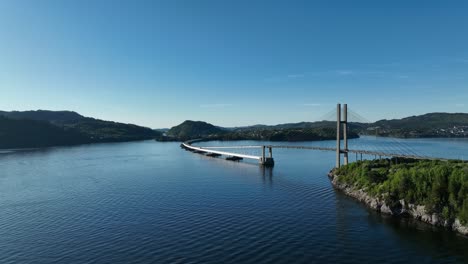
[
  {"xmin": 0, "ymin": 116, "xmax": 89, "ymax": 148},
  {"xmin": 162, "ymin": 120, "xmax": 359, "ymax": 142},
  {"xmin": 218, "ymin": 127, "xmax": 359, "ymax": 142}
]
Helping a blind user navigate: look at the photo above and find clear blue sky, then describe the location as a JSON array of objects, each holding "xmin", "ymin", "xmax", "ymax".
[{"xmin": 1, "ymin": 1, "xmax": 467, "ymax": 128}]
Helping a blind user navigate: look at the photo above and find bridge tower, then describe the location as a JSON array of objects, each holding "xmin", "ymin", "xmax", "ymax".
[
  {"xmin": 336, "ymin": 103, "xmax": 349, "ymax": 168},
  {"xmin": 260, "ymin": 146, "xmax": 275, "ymax": 167}
]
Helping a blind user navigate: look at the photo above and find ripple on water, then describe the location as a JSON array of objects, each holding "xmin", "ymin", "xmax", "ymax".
[{"xmin": 0, "ymin": 140, "xmax": 467, "ymax": 263}]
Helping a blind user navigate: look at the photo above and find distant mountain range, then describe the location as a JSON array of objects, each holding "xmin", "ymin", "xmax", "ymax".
[
  {"xmin": 162, "ymin": 112, "xmax": 468, "ymax": 141},
  {"xmin": 0, "ymin": 110, "xmax": 84, "ymax": 123},
  {"xmin": 1, "ymin": 110, "xmax": 467, "ymax": 149},
  {"xmin": 368, "ymin": 113, "xmax": 468, "ymax": 137},
  {"xmin": 227, "ymin": 120, "xmax": 368, "ymax": 131},
  {"xmin": 164, "ymin": 120, "xmax": 359, "ymax": 142},
  {"xmin": 0, "ymin": 110, "xmax": 161, "ymax": 149}
]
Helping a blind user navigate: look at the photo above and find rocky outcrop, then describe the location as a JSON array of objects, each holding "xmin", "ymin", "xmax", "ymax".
[{"xmin": 328, "ymin": 172, "xmax": 468, "ymax": 237}]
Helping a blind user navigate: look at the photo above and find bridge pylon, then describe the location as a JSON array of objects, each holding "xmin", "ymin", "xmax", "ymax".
[
  {"xmin": 260, "ymin": 145, "xmax": 275, "ymax": 167},
  {"xmin": 336, "ymin": 103, "xmax": 349, "ymax": 168}
]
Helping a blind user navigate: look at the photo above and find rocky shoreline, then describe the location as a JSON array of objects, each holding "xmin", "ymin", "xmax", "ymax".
[{"xmin": 328, "ymin": 171, "xmax": 468, "ymax": 237}]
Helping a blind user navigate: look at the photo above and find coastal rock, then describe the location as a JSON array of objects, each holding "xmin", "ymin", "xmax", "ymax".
[
  {"xmin": 421, "ymin": 213, "xmax": 432, "ymax": 223},
  {"xmin": 453, "ymin": 219, "xmax": 468, "ymax": 236},
  {"xmin": 369, "ymin": 198, "xmax": 380, "ymax": 210},
  {"xmin": 409, "ymin": 205, "xmax": 426, "ymax": 220},
  {"xmin": 380, "ymin": 204, "xmax": 393, "ymax": 214},
  {"xmin": 329, "ymin": 172, "xmax": 468, "ymax": 237}
]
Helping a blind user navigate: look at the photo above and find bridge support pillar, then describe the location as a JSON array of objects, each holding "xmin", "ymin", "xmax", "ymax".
[
  {"xmin": 336, "ymin": 103, "xmax": 349, "ymax": 168},
  {"xmin": 260, "ymin": 145, "xmax": 274, "ymax": 167},
  {"xmin": 336, "ymin": 104, "xmax": 341, "ymax": 168},
  {"xmin": 343, "ymin": 104, "xmax": 349, "ymax": 166},
  {"xmin": 260, "ymin": 157, "xmax": 275, "ymax": 167}
]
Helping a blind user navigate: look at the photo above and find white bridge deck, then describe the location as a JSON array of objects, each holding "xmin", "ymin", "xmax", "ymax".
[
  {"xmin": 181, "ymin": 143, "xmax": 261, "ymax": 160},
  {"xmin": 191, "ymin": 144, "xmax": 460, "ymax": 162}
]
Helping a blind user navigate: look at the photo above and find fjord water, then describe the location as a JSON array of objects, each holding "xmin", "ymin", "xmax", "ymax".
[{"xmin": 1, "ymin": 137, "xmax": 467, "ymax": 263}]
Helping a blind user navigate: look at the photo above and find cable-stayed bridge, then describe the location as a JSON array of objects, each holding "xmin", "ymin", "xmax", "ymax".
[{"xmin": 182, "ymin": 104, "xmax": 466, "ymax": 167}]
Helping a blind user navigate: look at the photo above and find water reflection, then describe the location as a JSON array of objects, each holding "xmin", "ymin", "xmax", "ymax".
[{"xmin": 260, "ymin": 166, "xmax": 274, "ymax": 187}]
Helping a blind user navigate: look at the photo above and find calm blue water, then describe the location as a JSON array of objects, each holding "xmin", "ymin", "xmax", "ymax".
[{"xmin": 1, "ymin": 137, "xmax": 467, "ymax": 263}]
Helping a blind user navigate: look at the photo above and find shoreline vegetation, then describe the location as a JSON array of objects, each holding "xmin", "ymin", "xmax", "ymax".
[{"xmin": 329, "ymin": 158, "xmax": 468, "ymax": 236}]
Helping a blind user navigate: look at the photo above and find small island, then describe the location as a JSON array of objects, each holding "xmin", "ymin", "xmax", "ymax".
[{"xmin": 329, "ymin": 158, "xmax": 468, "ymax": 236}]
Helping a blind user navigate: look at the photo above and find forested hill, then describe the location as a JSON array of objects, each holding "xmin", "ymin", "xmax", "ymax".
[
  {"xmin": 0, "ymin": 110, "xmax": 161, "ymax": 149},
  {"xmin": 228, "ymin": 121, "xmax": 366, "ymax": 131},
  {"xmin": 0, "ymin": 116, "xmax": 89, "ymax": 148},
  {"xmin": 2, "ymin": 111, "xmax": 466, "ymax": 148},
  {"xmin": 367, "ymin": 113, "xmax": 468, "ymax": 138},
  {"xmin": 161, "ymin": 112, "xmax": 468, "ymax": 141},
  {"xmin": 162, "ymin": 120, "xmax": 359, "ymax": 142},
  {"xmin": 0, "ymin": 110, "xmax": 84, "ymax": 123},
  {"xmin": 166, "ymin": 120, "xmax": 227, "ymax": 140}
]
